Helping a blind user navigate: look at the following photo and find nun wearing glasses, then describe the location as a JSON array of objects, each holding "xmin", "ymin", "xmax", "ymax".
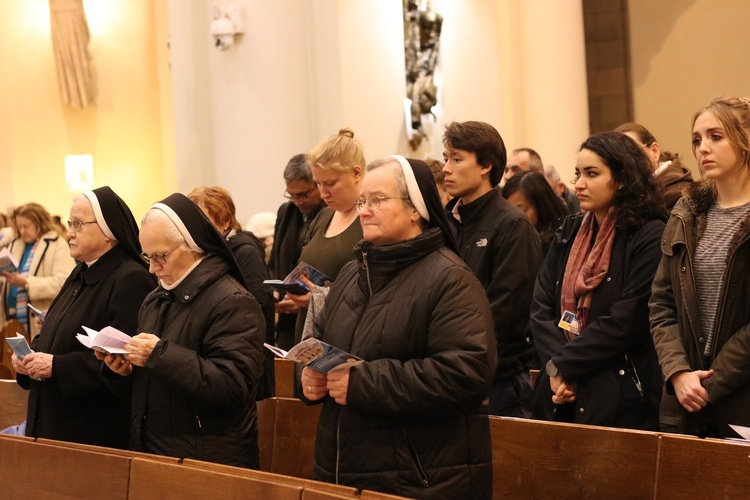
[
  {"xmin": 13, "ymin": 186, "xmax": 155, "ymax": 448},
  {"xmin": 101, "ymin": 193, "xmax": 265, "ymax": 468},
  {"xmin": 300, "ymin": 157, "xmax": 496, "ymax": 499}
]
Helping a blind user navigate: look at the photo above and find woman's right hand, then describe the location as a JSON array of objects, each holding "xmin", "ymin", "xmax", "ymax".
[
  {"xmin": 671, "ymin": 369, "xmax": 713, "ymax": 412},
  {"xmin": 96, "ymin": 351, "xmax": 133, "ymax": 377},
  {"xmin": 301, "ymin": 366, "xmax": 328, "ymax": 401}
]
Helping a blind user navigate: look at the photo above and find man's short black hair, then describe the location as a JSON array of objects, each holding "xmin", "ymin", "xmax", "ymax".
[{"xmin": 443, "ymin": 121, "xmax": 506, "ymax": 186}]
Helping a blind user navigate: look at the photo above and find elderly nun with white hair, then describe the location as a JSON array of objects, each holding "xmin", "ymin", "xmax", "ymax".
[
  {"xmin": 14, "ymin": 186, "xmax": 155, "ymax": 448},
  {"xmin": 101, "ymin": 193, "xmax": 265, "ymax": 468},
  {"xmin": 300, "ymin": 156, "xmax": 497, "ymax": 499}
]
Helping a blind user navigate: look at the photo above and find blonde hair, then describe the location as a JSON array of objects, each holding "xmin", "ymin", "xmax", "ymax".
[
  {"xmin": 308, "ymin": 127, "xmax": 366, "ymax": 174},
  {"xmin": 692, "ymin": 96, "xmax": 750, "ymax": 168}
]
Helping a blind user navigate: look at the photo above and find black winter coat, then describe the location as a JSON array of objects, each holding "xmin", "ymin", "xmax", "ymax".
[
  {"xmin": 19, "ymin": 245, "xmax": 155, "ymax": 448},
  {"xmin": 305, "ymin": 229, "xmax": 496, "ymax": 499},
  {"xmin": 227, "ymin": 230, "xmax": 275, "ymax": 399},
  {"xmin": 129, "ymin": 255, "xmax": 265, "ymax": 468},
  {"xmin": 446, "ymin": 189, "xmax": 540, "ymax": 379},
  {"xmin": 532, "ymin": 215, "xmax": 664, "ymax": 429}
]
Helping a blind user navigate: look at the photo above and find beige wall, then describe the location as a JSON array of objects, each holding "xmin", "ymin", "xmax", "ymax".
[
  {"xmin": 0, "ymin": 0, "xmax": 173, "ymax": 221},
  {"xmin": 629, "ymin": 0, "xmax": 750, "ymax": 175}
]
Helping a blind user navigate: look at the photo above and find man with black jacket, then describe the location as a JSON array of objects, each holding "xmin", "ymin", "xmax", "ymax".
[{"xmin": 443, "ymin": 121, "xmax": 541, "ymax": 417}]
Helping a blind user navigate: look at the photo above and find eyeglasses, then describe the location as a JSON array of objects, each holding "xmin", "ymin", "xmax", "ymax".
[
  {"xmin": 283, "ymin": 186, "xmax": 316, "ymax": 201},
  {"xmin": 140, "ymin": 243, "xmax": 182, "ymax": 266},
  {"xmin": 355, "ymin": 196, "xmax": 410, "ymax": 212},
  {"xmin": 67, "ymin": 220, "xmax": 98, "ymax": 232}
]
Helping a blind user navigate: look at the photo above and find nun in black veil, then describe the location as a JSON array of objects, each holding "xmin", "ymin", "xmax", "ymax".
[
  {"xmin": 300, "ymin": 156, "xmax": 496, "ymax": 499},
  {"xmin": 101, "ymin": 193, "xmax": 265, "ymax": 468},
  {"xmin": 13, "ymin": 186, "xmax": 155, "ymax": 449}
]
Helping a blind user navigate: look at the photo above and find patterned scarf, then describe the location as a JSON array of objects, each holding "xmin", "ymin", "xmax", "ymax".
[
  {"xmin": 560, "ymin": 208, "xmax": 616, "ymax": 340},
  {"xmin": 12, "ymin": 240, "xmax": 38, "ymax": 330}
]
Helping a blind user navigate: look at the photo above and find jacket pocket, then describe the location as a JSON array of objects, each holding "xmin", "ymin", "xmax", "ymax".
[{"xmin": 402, "ymin": 428, "xmax": 429, "ymax": 488}]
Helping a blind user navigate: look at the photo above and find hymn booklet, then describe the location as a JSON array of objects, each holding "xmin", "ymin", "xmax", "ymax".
[
  {"xmin": 0, "ymin": 248, "xmax": 19, "ymax": 274},
  {"xmin": 76, "ymin": 325, "xmax": 132, "ymax": 355},
  {"xmin": 263, "ymin": 261, "xmax": 332, "ymax": 296},
  {"xmin": 264, "ymin": 337, "xmax": 363, "ymax": 373}
]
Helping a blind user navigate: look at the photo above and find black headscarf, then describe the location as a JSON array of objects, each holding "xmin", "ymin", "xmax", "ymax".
[
  {"xmin": 83, "ymin": 186, "xmax": 145, "ymax": 266},
  {"xmin": 149, "ymin": 193, "xmax": 248, "ymax": 289},
  {"xmin": 388, "ymin": 155, "xmax": 459, "ymax": 254}
]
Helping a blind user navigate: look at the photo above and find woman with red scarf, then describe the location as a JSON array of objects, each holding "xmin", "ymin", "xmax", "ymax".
[{"xmin": 530, "ymin": 131, "xmax": 666, "ymax": 429}]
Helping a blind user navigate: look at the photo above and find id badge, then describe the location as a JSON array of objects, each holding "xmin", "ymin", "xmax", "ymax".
[{"xmin": 558, "ymin": 310, "xmax": 580, "ymax": 336}]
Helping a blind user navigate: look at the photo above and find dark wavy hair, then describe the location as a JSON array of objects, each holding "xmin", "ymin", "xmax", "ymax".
[
  {"xmin": 502, "ymin": 171, "xmax": 567, "ymax": 243},
  {"xmin": 579, "ymin": 132, "xmax": 666, "ymax": 230}
]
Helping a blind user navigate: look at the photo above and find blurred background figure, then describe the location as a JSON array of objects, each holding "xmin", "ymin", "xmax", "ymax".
[
  {"xmin": 615, "ymin": 122, "xmax": 694, "ymax": 210},
  {"xmin": 269, "ymin": 154, "xmax": 325, "ymax": 351},
  {"xmin": 0, "ymin": 211, "xmax": 14, "ymax": 248},
  {"xmin": 13, "ymin": 187, "xmax": 155, "ymax": 448},
  {"xmin": 502, "ymin": 171, "xmax": 568, "ymax": 258},
  {"xmin": 188, "ymin": 186, "xmax": 276, "ymax": 399},
  {"xmin": 544, "ymin": 164, "xmax": 581, "ymax": 215},
  {"xmin": 503, "ymin": 147, "xmax": 544, "ymax": 185},
  {"xmin": 1, "ymin": 203, "xmax": 75, "ymax": 338},
  {"xmin": 424, "ymin": 156, "xmax": 452, "ymax": 206},
  {"xmin": 246, "ymin": 212, "xmax": 276, "ymax": 263}
]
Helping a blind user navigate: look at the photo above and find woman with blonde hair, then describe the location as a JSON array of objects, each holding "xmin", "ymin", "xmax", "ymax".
[
  {"xmin": 1, "ymin": 203, "xmax": 75, "ymax": 337},
  {"xmin": 650, "ymin": 96, "xmax": 750, "ymax": 437},
  {"xmin": 288, "ymin": 127, "xmax": 365, "ymax": 344}
]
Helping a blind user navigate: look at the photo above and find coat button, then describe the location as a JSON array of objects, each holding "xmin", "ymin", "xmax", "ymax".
[
  {"xmin": 562, "ymin": 239, "xmax": 567, "ymax": 243},
  {"xmin": 606, "ymin": 277, "xmax": 611, "ymax": 282},
  {"xmin": 699, "ymin": 336, "xmax": 705, "ymax": 343},
  {"xmin": 619, "ymin": 370, "xmax": 625, "ymax": 375},
  {"xmin": 184, "ymin": 295, "xmax": 190, "ymax": 300},
  {"xmin": 681, "ymin": 266, "xmax": 686, "ymax": 272},
  {"xmin": 579, "ymin": 407, "xmax": 585, "ymax": 413}
]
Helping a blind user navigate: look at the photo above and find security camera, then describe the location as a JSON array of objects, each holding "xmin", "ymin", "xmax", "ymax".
[{"xmin": 211, "ymin": 3, "xmax": 244, "ymax": 51}]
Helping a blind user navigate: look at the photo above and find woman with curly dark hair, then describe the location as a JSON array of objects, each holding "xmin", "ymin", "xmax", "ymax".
[
  {"xmin": 502, "ymin": 171, "xmax": 568, "ymax": 258},
  {"xmin": 530, "ymin": 131, "xmax": 666, "ymax": 429}
]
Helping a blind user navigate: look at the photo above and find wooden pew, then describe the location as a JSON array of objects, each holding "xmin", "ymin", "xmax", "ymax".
[
  {"xmin": 182, "ymin": 458, "xmax": 358, "ymax": 497},
  {"xmin": 655, "ymin": 434, "xmax": 750, "ymax": 499},
  {"xmin": 360, "ymin": 491, "xmax": 416, "ymax": 499},
  {"xmin": 2, "ymin": 319, "xmax": 26, "ymax": 377},
  {"xmin": 275, "ymin": 357, "xmax": 297, "ymax": 397},
  {"xmin": 0, "ymin": 434, "xmax": 131, "ymax": 499},
  {"xmin": 490, "ymin": 416, "xmax": 658, "ymax": 499},
  {"xmin": 128, "ymin": 458, "xmax": 302, "ymax": 499},
  {"xmin": 0, "ymin": 379, "xmax": 27, "ymax": 430},
  {"xmin": 258, "ymin": 397, "xmax": 321, "ymax": 478},
  {"xmin": 37, "ymin": 437, "xmax": 181, "ymax": 464}
]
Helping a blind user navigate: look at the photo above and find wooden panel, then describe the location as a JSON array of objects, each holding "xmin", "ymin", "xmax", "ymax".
[
  {"xmin": 302, "ymin": 488, "xmax": 358, "ymax": 499},
  {"xmin": 360, "ymin": 490, "xmax": 415, "ymax": 499},
  {"xmin": 271, "ymin": 397, "xmax": 321, "ymax": 479},
  {"xmin": 0, "ymin": 380, "xmax": 27, "ymax": 431},
  {"xmin": 491, "ymin": 416, "xmax": 658, "ymax": 499},
  {"xmin": 37, "ymin": 438, "xmax": 180, "ymax": 463},
  {"xmin": 258, "ymin": 397, "xmax": 276, "ymax": 471},
  {"xmin": 275, "ymin": 358, "xmax": 297, "ymax": 398},
  {"xmin": 655, "ymin": 434, "xmax": 750, "ymax": 499},
  {"xmin": 0, "ymin": 436, "xmax": 131, "ymax": 499},
  {"xmin": 2, "ymin": 319, "xmax": 26, "ymax": 376},
  {"xmin": 128, "ymin": 458, "xmax": 302, "ymax": 500},
  {"xmin": 182, "ymin": 458, "xmax": 358, "ymax": 497}
]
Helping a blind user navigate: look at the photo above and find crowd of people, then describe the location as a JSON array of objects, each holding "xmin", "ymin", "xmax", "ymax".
[{"xmin": 1, "ymin": 95, "xmax": 750, "ymax": 499}]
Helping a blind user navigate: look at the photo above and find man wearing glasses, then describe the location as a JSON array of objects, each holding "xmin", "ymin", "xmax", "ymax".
[{"xmin": 269, "ymin": 154, "xmax": 325, "ymax": 350}]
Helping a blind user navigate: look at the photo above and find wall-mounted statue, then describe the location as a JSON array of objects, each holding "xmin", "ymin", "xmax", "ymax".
[{"xmin": 403, "ymin": 0, "xmax": 443, "ymax": 150}]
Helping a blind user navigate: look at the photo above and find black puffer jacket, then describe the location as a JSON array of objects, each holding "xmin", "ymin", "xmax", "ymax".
[
  {"xmin": 305, "ymin": 229, "xmax": 496, "ymax": 499},
  {"xmin": 129, "ymin": 255, "xmax": 265, "ymax": 468}
]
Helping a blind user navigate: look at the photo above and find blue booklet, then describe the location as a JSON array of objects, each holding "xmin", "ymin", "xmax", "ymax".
[
  {"xmin": 0, "ymin": 248, "xmax": 19, "ymax": 274},
  {"xmin": 264, "ymin": 261, "xmax": 332, "ymax": 296},
  {"xmin": 264, "ymin": 337, "xmax": 363, "ymax": 373}
]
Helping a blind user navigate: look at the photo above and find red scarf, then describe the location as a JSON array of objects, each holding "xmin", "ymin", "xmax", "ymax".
[{"xmin": 560, "ymin": 208, "xmax": 616, "ymax": 340}]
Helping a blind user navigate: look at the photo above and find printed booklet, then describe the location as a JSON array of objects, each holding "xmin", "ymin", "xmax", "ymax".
[
  {"xmin": 76, "ymin": 325, "xmax": 132, "ymax": 355},
  {"xmin": 264, "ymin": 261, "xmax": 332, "ymax": 296},
  {"xmin": 0, "ymin": 247, "xmax": 19, "ymax": 274},
  {"xmin": 264, "ymin": 337, "xmax": 362, "ymax": 373}
]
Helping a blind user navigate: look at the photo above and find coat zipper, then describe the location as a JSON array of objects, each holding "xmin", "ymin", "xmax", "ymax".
[
  {"xmin": 402, "ymin": 428, "xmax": 429, "ymax": 487},
  {"xmin": 335, "ymin": 248, "xmax": 371, "ymax": 485},
  {"xmin": 625, "ymin": 354, "xmax": 644, "ymax": 400}
]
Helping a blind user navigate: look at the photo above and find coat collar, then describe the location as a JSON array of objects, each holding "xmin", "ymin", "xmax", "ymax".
[{"xmin": 166, "ymin": 254, "xmax": 229, "ymax": 304}]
